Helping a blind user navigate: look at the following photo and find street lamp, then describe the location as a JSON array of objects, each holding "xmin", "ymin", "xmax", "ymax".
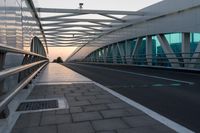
[{"xmin": 79, "ymin": 3, "xmax": 83, "ymax": 9}]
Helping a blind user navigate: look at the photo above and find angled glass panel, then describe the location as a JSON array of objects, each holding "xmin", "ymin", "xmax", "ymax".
[
  {"xmin": 190, "ymin": 33, "xmax": 200, "ymax": 55},
  {"xmin": 165, "ymin": 33, "xmax": 182, "ymax": 58}
]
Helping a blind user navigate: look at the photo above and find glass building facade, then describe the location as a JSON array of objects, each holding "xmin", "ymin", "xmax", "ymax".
[
  {"xmin": 0, "ymin": 0, "xmax": 45, "ymax": 49},
  {"xmin": 0, "ymin": 0, "xmax": 46, "ymax": 93}
]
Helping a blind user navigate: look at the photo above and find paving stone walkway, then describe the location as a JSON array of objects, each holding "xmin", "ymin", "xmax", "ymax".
[
  {"xmin": 10, "ymin": 63, "xmax": 176, "ymax": 133},
  {"xmin": 11, "ymin": 83, "xmax": 176, "ymax": 133}
]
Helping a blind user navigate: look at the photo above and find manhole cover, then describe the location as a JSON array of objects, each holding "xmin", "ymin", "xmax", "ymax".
[{"xmin": 16, "ymin": 100, "xmax": 58, "ymax": 111}]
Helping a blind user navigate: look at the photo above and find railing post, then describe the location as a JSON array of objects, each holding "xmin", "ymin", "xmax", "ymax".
[
  {"xmin": 103, "ymin": 47, "xmax": 108, "ymax": 63},
  {"xmin": 146, "ymin": 36, "xmax": 152, "ymax": 65},
  {"xmin": 0, "ymin": 51, "xmax": 9, "ymax": 118},
  {"xmin": 112, "ymin": 44, "xmax": 117, "ymax": 63},
  {"xmin": 182, "ymin": 33, "xmax": 190, "ymax": 67},
  {"xmin": 0, "ymin": 44, "xmax": 48, "ymax": 118},
  {"xmin": 18, "ymin": 54, "xmax": 28, "ymax": 83},
  {"xmin": 190, "ymin": 40, "xmax": 200, "ymax": 68},
  {"xmin": 0, "ymin": 51, "xmax": 6, "ymax": 95}
]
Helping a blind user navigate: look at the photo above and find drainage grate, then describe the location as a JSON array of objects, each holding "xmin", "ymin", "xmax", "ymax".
[{"xmin": 16, "ymin": 100, "xmax": 58, "ymax": 111}]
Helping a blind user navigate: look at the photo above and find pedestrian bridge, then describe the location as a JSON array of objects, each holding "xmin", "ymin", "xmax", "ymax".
[{"xmin": 0, "ymin": 0, "xmax": 200, "ymax": 133}]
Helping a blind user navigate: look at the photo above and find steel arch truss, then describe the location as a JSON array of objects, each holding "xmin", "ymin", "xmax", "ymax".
[
  {"xmin": 85, "ymin": 32, "xmax": 200, "ymax": 69},
  {"xmin": 36, "ymin": 8, "xmax": 144, "ymax": 47}
]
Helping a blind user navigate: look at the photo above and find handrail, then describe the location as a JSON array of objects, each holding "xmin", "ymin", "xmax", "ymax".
[
  {"xmin": 0, "ymin": 43, "xmax": 49, "ymax": 115},
  {"xmin": 84, "ymin": 51, "xmax": 200, "ymax": 68},
  {"xmin": 0, "ymin": 44, "xmax": 47, "ymax": 59},
  {"xmin": 97, "ymin": 52, "xmax": 200, "ymax": 58},
  {"xmin": 92, "ymin": 56, "xmax": 200, "ymax": 60},
  {"xmin": 0, "ymin": 62, "xmax": 48, "ymax": 113},
  {"xmin": 87, "ymin": 52, "xmax": 200, "ymax": 59},
  {"xmin": 0, "ymin": 60, "xmax": 47, "ymax": 80}
]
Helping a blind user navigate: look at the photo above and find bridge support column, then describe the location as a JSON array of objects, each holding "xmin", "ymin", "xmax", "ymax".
[
  {"xmin": 112, "ymin": 44, "xmax": 117, "ymax": 63},
  {"xmin": 131, "ymin": 37, "xmax": 142, "ymax": 64},
  {"xmin": 157, "ymin": 34, "xmax": 180, "ymax": 67},
  {"xmin": 182, "ymin": 33, "xmax": 190, "ymax": 67},
  {"xmin": 96, "ymin": 51, "xmax": 99, "ymax": 63},
  {"xmin": 99, "ymin": 49, "xmax": 104, "ymax": 62},
  {"xmin": 117, "ymin": 43, "xmax": 125, "ymax": 64},
  {"xmin": 146, "ymin": 35, "xmax": 152, "ymax": 65},
  {"xmin": 103, "ymin": 48, "xmax": 108, "ymax": 63},
  {"xmin": 125, "ymin": 40, "xmax": 131, "ymax": 64}
]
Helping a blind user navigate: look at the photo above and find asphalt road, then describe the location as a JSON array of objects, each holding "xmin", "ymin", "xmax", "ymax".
[{"xmin": 65, "ymin": 63, "xmax": 200, "ymax": 132}]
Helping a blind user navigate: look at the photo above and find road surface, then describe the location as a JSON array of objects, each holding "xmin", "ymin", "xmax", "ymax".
[{"xmin": 65, "ymin": 63, "xmax": 200, "ymax": 132}]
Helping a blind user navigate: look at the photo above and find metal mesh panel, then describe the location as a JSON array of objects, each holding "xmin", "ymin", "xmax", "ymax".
[{"xmin": 16, "ymin": 100, "xmax": 58, "ymax": 111}]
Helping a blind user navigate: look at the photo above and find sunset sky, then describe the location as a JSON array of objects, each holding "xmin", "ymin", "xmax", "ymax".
[
  {"xmin": 34, "ymin": 0, "xmax": 162, "ymax": 62},
  {"xmin": 47, "ymin": 47, "xmax": 77, "ymax": 62}
]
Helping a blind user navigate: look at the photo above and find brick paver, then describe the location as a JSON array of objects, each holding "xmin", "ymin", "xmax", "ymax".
[{"xmin": 11, "ymin": 83, "xmax": 176, "ymax": 133}]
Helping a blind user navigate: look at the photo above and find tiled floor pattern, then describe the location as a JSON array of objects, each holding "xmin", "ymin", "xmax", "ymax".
[{"xmin": 11, "ymin": 83, "xmax": 176, "ymax": 133}]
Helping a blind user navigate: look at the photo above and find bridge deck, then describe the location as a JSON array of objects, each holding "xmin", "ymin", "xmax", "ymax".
[{"xmin": 11, "ymin": 63, "xmax": 175, "ymax": 133}]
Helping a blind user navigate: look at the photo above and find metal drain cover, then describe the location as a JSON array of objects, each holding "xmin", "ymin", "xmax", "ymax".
[{"xmin": 16, "ymin": 100, "xmax": 58, "ymax": 111}]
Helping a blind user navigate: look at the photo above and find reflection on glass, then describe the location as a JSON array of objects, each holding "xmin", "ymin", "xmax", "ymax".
[{"xmin": 0, "ymin": 0, "xmax": 45, "ymax": 50}]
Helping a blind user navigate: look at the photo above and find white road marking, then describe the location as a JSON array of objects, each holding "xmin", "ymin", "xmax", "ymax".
[
  {"xmin": 72, "ymin": 63, "xmax": 194, "ymax": 85},
  {"xmin": 93, "ymin": 82, "xmax": 195, "ymax": 133},
  {"xmin": 66, "ymin": 64, "xmax": 195, "ymax": 132}
]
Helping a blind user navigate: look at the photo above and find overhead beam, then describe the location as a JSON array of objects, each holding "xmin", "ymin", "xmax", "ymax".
[
  {"xmin": 67, "ymin": 4, "xmax": 200, "ymax": 61},
  {"xmin": 37, "ymin": 8, "xmax": 144, "ymax": 15},
  {"xmin": 99, "ymin": 14, "xmax": 126, "ymax": 22},
  {"xmin": 40, "ymin": 13, "xmax": 86, "ymax": 21},
  {"xmin": 81, "ymin": 26, "xmax": 104, "ymax": 32},
  {"xmin": 42, "ymin": 22, "xmax": 74, "ymax": 26},
  {"xmin": 85, "ymin": 22, "xmax": 133, "ymax": 45},
  {"xmin": 39, "ymin": 44, "xmax": 101, "ymax": 47},
  {"xmin": 40, "ymin": 18, "xmax": 121, "ymax": 23},
  {"xmin": 47, "ymin": 43, "xmax": 88, "ymax": 46},
  {"xmin": 46, "ymin": 41, "xmax": 92, "ymax": 43},
  {"xmin": 45, "ymin": 43, "xmax": 104, "ymax": 47},
  {"xmin": 47, "ymin": 41, "xmax": 105, "ymax": 44},
  {"xmin": 41, "ymin": 21, "xmax": 116, "ymax": 27},
  {"xmin": 43, "ymin": 27, "xmax": 107, "ymax": 32},
  {"xmin": 44, "ymin": 32, "xmax": 99, "ymax": 35},
  {"xmin": 43, "ymin": 27, "xmax": 99, "ymax": 32},
  {"xmin": 47, "ymin": 39, "xmax": 89, "ymax": 42},
  {"xmin": 42, "ymin": 24, "xmax": 110, "ymax": 28},
  {"xmin": 88, "ymin": 21, "xmax": 114, "ymax": 27},
  {"xmin": 46, "ymin": 38, "xmax": 93, "ymax": 41},
  {"xmin": 47, "ymin": 42, "xmax": 87, "ymax": 44},
  {"xmin": 23, "ymin": 45, "xmax": 80, "ymax": 47},
  {"xmin": 44, "ymin": 30, "xmax": 103, "ymax": 33},
  {"xmin": 45, "ymin": 36, "xmax": 95, "ymax": 39}
]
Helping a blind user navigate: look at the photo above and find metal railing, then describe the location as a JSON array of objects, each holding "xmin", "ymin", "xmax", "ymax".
[
  {"xmin": 0, "ymin": 44, "xmax": 48, "ymax": 117},
  {"xmin": 84, "ymin": 52, "xmax": 200, "ymax": 68}
]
